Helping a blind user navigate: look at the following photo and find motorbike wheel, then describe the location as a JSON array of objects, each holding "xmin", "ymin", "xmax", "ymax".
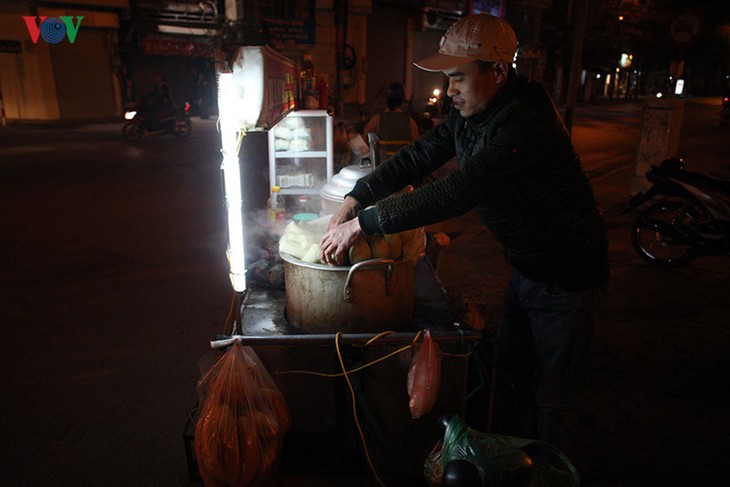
[
  {"xmin": 631, "ymin": 201, "xmax": 700, "ymax": 267},
  {"xmin": 174, "ymin": 119, "xmax": 192, "ymax": 138},
  {"xmin": 122, "ymin": 122, "xmax": 143, "ymax": 142}
]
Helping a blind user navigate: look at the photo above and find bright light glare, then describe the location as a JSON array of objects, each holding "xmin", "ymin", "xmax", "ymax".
[
  {"xmin": 218, "ymin": 73, "xmax": 247, "ymax": 293},
  {"xmin": 619, "ymin": 53, "xmax": 632, "ymax": 68},
  {"xmin": 674, "ymin": 79, "xmax": 685, "ymax": 95},
  {"xmin": 656, "ymin": 92, "xmax": 663, "ymax": 98},
  {"xmin": 124, "ymin": 111, "xmax": 136, "ymax": 120},
  {"xmin": 231, "ymin": 47, "xmax": 266, "ymax": 127},
  {"xmin": 432, "ymin": 88, "xmax": 441, "ymax": 97}
]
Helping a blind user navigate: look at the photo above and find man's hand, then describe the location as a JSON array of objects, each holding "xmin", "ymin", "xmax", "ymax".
[
  {"xmin": 327, "ymin": 196, "xmax": 361, "ymax": 231},
  {"xmin": 320, "ymin": 218, "xmax": 364, "ymax": 265}
]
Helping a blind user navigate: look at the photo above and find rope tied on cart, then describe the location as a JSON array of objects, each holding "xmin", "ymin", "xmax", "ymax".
[
  {"xmin": 334, "ymin": 331, "xmax": 387, "ymax": 487},
  {"xmin": 270, "ymin": 330, "xmax": 421, "ymax": 378}
]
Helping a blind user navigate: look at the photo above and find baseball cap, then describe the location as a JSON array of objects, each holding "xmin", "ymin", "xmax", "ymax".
[{"xmin": 414, "ymin": 14, "xmax": 518, "ymax": 72}]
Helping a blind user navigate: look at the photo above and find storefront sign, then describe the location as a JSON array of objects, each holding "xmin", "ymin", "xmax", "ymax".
[
  {"xmin": 263, "ymin": 18, "xmax": 315, "ymax": 50},
  {"xmin": 141, "ymin": 36, "xmax": 213, "ymax": 57}
]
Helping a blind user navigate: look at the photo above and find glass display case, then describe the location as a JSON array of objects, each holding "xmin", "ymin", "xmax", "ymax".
[{"xmin": 268, "ymin": 110, "xmax": 333, "ymax": 212}]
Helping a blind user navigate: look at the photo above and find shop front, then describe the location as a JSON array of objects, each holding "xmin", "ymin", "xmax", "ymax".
[{"xmin": 0, "ymin": 0, "xmax": 127, "ymax": 123}]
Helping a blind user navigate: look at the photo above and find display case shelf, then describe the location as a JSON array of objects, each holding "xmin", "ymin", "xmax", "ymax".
[
  {"xmin": 268, "ymin": 110, "xmax": 333, "ymax": 210},
  {"xmin": 276, "ymin": 188, "xmax": 321, "ymax": 195},
  {"xmin": 275, "ymin": 151, "xmax": 329, "ymax": 158}
]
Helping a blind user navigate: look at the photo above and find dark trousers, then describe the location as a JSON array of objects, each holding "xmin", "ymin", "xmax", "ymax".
[{"xmin": 493, "ymin": 268, "xmax": 606, "ymax": 459}]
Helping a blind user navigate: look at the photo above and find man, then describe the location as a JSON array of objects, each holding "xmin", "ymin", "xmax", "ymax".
[
  {"xmin": 194, "ymin": 71, "xmax": 211, "ymax": 119},
  {"xmin": 320, "ymin": 14, "xmax": 609, "ymax": 458},
  {"xmin": 363, "ymin": 82, "xmax": 420, "ymax": 157},
  {"xmin": 146, "ymin": 73, "xmax": 175, "ymax": 114},
  {"xmin": 142, "ymin": 72, "xmax": 177, "ymax": 130}
]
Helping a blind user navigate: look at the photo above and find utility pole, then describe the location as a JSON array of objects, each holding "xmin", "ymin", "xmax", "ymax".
[
  {"xmin": 563, "ymin": 0, "xmax": 589, "ymax": 134},
  {"xmin": 0, "ymin": 77, "xmax": 6, "ymax": 126}
]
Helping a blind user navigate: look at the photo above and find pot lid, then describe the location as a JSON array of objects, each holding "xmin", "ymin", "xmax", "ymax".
[{"xmin": 320, "ymin": 160, "xmax": 374, "ymax": 202}]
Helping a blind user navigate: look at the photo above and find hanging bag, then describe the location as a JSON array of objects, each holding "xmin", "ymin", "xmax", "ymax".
[
  {"xmin": 407, "ymin": 329, "xmax": 442, "ymax": 419},
  {"xmin": 195, "ymin": 340, "xmax": 291, "ymax": 486}
]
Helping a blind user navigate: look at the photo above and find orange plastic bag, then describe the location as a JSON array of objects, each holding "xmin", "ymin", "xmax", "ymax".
[
  {"xmin": 407, "ymin": 329, "xmax": 442, "ymax": 419},
  {"xmin": 195, "ymin": 341, "xmax": 291, "ymax": 486}
]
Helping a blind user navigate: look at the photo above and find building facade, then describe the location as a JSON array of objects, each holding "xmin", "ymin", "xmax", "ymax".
[
  {"xmin": 0, "ymin": 0, "xmax": 129, "ymax": 122},
  {"xmin": 1, "ymin": 0, "xmax": 563, "ymax": 123}
]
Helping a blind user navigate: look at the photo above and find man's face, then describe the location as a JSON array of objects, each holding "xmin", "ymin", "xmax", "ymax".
[{"xmin": 443, "ymin": 62, "xmax": 502, "ymax": 118}]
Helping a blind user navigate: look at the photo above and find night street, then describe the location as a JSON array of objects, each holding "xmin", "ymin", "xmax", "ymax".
[{"xmin": 1, "ymin": 98, "xmax": 729, "ymax": 486}]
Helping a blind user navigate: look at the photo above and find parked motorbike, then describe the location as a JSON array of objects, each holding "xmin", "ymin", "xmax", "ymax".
[
  {"xmin": 621, "ymin": 157, "xmax": 730, "ymax": 267},
  {"xmin": 122, "ymin": 99, "xmax": 192, "ymax": 141}
]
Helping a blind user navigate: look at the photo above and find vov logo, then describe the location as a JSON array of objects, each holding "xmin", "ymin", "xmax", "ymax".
[{"xmin": 23, "ymin": 16, "xmax": 84, "ymax": 44}]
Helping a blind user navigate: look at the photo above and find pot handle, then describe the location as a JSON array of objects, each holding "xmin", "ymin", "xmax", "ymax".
[{"xmin": 343, "ymin": 258, "xmax": 395, "ymax": 302}]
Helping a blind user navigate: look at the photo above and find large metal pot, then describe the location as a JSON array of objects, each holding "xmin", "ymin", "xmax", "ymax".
[
  {"xmin": 280, "ymin": 251, "xmax": 414, "ymax": 333},
  {"xmin": 319, "ymin": 160, "xmax": 374, "ymax": 214}
]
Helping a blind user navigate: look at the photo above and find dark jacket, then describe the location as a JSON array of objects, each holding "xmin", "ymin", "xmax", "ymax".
[{"xmin": 347, "ymin": 70, "xmax": 608, "ymax": 290}]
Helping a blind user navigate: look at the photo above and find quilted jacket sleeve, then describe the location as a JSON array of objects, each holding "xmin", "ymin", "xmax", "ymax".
[{"xmin": 354, "ymin": 80, "xmax": 570, "ymax": 235}]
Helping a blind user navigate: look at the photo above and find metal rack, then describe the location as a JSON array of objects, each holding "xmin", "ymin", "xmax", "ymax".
[{"xmin": 184, "ymin": 259, "xmax": 493, "ymax": 483}]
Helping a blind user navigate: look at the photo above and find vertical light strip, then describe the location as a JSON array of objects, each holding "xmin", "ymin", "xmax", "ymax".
[{"xmin": 217, "ymin": 72, "xmax": 247, "ymax": 293}]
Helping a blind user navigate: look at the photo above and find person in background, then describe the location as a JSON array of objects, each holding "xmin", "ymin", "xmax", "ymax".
[
  {"xmin": 143, "ymin": 72, "xmax": 177, "ymax": 128},
  {"xmin": 363, "ymin": 82, "xmax": 420, "ymax": 158},
  {"xmin": 319, "ymin": 13, "xmax": 609, "ymax": 463},
  {"xmin": 195, "ymin": 71, "xmax": 211, "ymax": 119},
  {"xmin": 146, "ymin": 72, "xmax": 175, "ymax": 113}
]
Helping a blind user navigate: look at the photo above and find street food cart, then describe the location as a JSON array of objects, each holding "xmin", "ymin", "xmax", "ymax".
[{"xmin": 185, "ymin": 45, "xmax": 489, "ymax": 485}]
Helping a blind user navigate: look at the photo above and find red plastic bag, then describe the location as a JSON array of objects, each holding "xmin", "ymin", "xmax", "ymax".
[
  {"xmin": 407, "ymin": 329, "xmax": 442, "ymax": 419},
  {"xmin": 195, "ymin": 341, "xmax": 291, "ymax": 486}
]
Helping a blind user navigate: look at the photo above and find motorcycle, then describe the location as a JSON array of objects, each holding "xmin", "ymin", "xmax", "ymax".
[
  {"xmin": 721, "ymin": 92, "xmax": 730, "ymax": 126},
  {"xmin": 122, "ymin": 99, "xmax": 192, "ymax": 141},
  {"xmin": 620, "ymin": 157, "xmax": 730, "ymax": 267}
]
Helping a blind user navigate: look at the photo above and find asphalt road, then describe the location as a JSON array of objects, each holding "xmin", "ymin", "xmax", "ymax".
[
  {"xmin": 1, "ymin": 98, "xmax": 728, "ymax": 486},
  {"xmin": 1, "ymin": 119, "xmax": 231, "ymax": 485}
]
